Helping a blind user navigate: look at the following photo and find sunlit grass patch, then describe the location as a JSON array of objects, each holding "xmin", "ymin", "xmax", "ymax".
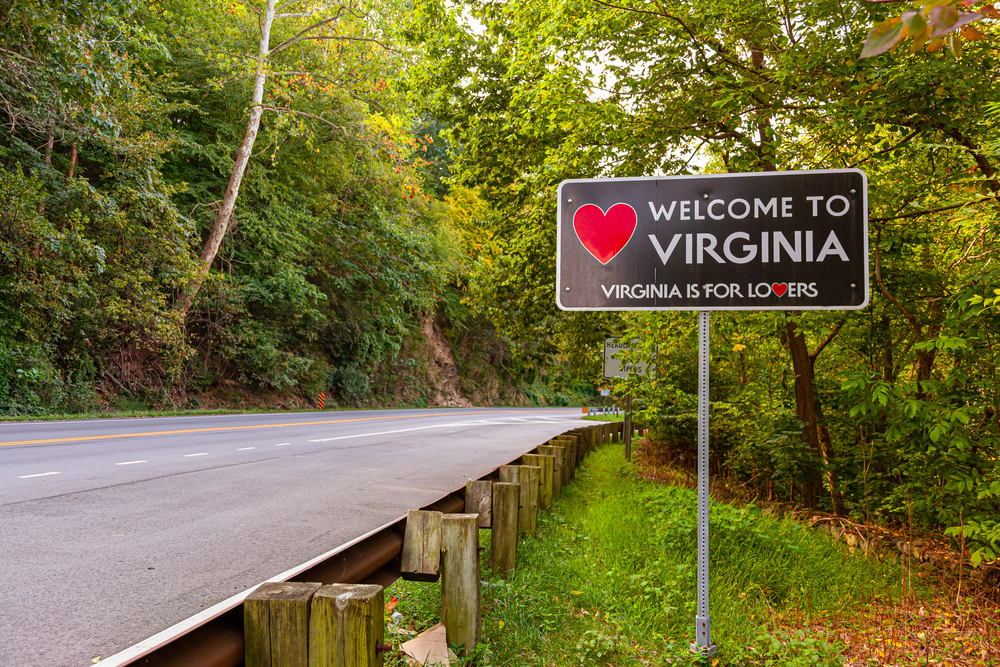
[{"xmin": 387, "ymin": 444, "xmax": 930, "ymax": 665}]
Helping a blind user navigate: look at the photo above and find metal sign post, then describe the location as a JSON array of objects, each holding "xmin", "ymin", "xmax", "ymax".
[
  {"xmin": 693, "ymin": 310, "xmax": 715, "ymax": 655},
  {"xmin": 556, "ymin": 169, "xmax": 870, "ymax": 660}
]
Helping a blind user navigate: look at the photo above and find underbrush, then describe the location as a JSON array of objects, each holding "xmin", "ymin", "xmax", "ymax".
[{"xmin": 382, "ymin": 444, "xmax": 989, "ymax": 666}]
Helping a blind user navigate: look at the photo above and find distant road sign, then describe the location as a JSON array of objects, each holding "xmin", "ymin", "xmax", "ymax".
[
  {"xmin": 556, "ymin": 170, "xmax": 868, "ymax": 311},
  {"xmin": 603, "ymin": 338, "xmax": 648, "ymax": 378}
]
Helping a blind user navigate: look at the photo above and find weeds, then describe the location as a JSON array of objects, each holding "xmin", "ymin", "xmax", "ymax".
[{"xmin": 387, "ymin": 443, "xmax": 987, "ymax": 665}]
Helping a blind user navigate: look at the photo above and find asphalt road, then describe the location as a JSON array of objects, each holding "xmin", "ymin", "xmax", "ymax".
[{"xmin": 0, "ymin": 407, "xmax": 587, "ymax": 666}]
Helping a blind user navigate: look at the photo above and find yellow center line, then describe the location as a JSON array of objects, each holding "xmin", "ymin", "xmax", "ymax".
[{"xmin": 0, "ymin": 410, "xmax": 577, "ymax": 447}]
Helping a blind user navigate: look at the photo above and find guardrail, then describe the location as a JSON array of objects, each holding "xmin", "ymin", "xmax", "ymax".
[{"xmin": 102, "ymin": 422, "xmax": 621, "ymax": 667}]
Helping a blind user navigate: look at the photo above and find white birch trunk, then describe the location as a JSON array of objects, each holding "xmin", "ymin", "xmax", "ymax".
[{"xmin": 177, "ymin": 0, "xmax": 276, "ymax": 316}]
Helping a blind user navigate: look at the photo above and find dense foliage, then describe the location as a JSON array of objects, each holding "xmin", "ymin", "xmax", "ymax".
[
  {"xmin": 3, "ymin": 0, "xmax": 999, "ymax": 563},
  {"xmin": 405, "ymin": 0, "xmax": 1000, "ymax": 563},
  {"xmin": 0, "ymin": 0, "xmax": 556, "ymax": 413}
]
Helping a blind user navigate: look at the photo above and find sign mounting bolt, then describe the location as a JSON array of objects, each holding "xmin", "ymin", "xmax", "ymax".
[
  {"xmin": 702, "ymin": 193, "xmax": 709, "ymax": 199},
  {"xmin": 567, "ymin": 198, "xmax": 573, "ymax": 203},
  {"xmin": 565, "ymin": 287, "xmax": 571, "ymax": 291},
  {"xmin": 851, "ymin": 283, "xmax": 856, "ymax": 288}
]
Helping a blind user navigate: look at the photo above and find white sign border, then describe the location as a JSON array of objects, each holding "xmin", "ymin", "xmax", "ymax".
[{"xmin": 555, "ymin": 169, "xmax": 870, "ymax": 312}]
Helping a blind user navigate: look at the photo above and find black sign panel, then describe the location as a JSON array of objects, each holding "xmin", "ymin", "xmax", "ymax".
[{"xmin": 556, "ymin": 170, "xmax": 869, "ymax": 311}]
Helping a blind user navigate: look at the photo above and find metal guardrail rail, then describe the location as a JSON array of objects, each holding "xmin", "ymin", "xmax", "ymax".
[{"xmin": 102, "ymin": 426, "xmax": 598, "ymax": 667}]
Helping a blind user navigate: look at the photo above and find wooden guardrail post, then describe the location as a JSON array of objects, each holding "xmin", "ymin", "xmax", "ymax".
[
  {"xmin": 553, "ymin": 435, "xmax": 576, "ymax": 479},
  {"xmin": 571, "ymin": 429, "xmax": 584, "ymax": 457},
  {"xmin": 537, "ymin": 444, "xmax": 563, "ymax": 499},
  {"xmin": 245, "ymin": 581, "xmax": 323, "ymax": 667},
  {"xmin": 522, "ymin": 453, "xmax": 553, "ymax": 509},
  {"xmin": 309, "ymin": 583, "xmax": 384, "ymax": 667},
  {"xmin": 465, "ymin": 480, "xmax": 492, "ymax": 528},
  {"xmin": 550, "ymin": 438, "xmax": 572, "ymax": 486},
  {"xmin": 401, "ymin": 510, "xmax": 442, "ymax": 582},
  {"xmin": 441, "ymin": 514, "xmax": 481, "ymax": 658},
  {"xmin": 498, "ymin": 464, "xmax": 519, "ymax": 485},
  {"xmin": 490, "ymin": 482, "xmax": 519, "ymax": 576},
  {"xmin": 501, "ymin": 464, "xmax": 539, "ymax": 536},
  {"xmin": 567, "ymin": 435, "xmax": 579, "ymax": 477}
]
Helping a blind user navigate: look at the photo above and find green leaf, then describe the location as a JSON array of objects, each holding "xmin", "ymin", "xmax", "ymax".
[
  {"xmin": 948, "ymin": 33, "xmax": 962, "ymax": 58},
  {"xmin": 930, "ymin": 7, "xmax": 982, "ymax": 36},
  {"xmin": 861, "ymin": 19, "xmax": 904, "ymax": 58},
  {"xmin": 901, "ymin": 10, "xmax": 926, "ymax": 36}
]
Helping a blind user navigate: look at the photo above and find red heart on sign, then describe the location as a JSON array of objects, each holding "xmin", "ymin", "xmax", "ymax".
[
  {"xmin": 772, "ymin": 282, "xmax": 789, "ymax": 297},
  {"xmin": 573, "ymin": 203, "xmax": 637, "ymax": 265}
]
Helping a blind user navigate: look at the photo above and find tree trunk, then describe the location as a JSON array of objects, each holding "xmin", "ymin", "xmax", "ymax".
[
  {"xmin": 176, "ymin": 0, "xmax": 277, "ymax": 316},
  {"xmin": 784, "ymin": 314, "xmax": 845, "ymax": 514}
]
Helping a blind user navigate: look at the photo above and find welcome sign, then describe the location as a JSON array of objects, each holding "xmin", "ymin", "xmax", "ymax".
[{"xmin": 555, "ymin": 170, "xmax": 869, "ymax": 310}]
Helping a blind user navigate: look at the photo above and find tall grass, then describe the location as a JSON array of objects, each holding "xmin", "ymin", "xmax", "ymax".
[{"xmin": 388, "ymin": 444, "xmax": 909, "ymax": 666}]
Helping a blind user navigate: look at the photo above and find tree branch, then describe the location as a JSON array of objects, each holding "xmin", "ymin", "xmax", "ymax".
[
  {"xmin": 874, "ymin": 228, "xmax": 920, "ymax": 331},
  {"xmin": 260, "ymin": 105, "xmax": 351, "ymax": 135},
  {"xmin": 306, "ymin": 35, "xmax": 390, "ymax": 49},
  {"xmin": 869, "ymin": 196, "xmax": 998, "ymax": 222},
  {"xmin": 944, "ymin": 127, "xmax": 1000, "ymax": 193},
  {"xmin": 268, "ymin": 7, "xmax": 346, "ymax": 55},
  {"xmin": 811, "ymin": 316, "xmax": 847, "ymax": 361},
  {"xmin": 847, "ymin": 129, "xmax": 920, "ymax": 169}
]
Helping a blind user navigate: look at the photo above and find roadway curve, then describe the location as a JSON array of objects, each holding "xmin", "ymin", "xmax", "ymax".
[{"xmin": 0, "ymin": 407, "xmax": 585, "ymax": 666}]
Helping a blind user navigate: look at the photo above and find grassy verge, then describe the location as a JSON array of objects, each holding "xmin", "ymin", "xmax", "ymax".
[
  {"xmin": 386, "ymin": 444, "xmax": 935, "ymax": 666},
  {"xmin": 0, "ymin": 402, "xmax": 518, "ymax": 422},
  {"xmin": 581, "ymin": 413, "xmax": 625, "ymax": 422}
]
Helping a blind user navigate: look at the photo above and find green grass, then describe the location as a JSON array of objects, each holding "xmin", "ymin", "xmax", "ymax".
[
  {"xmin": 387, "ymin": 444, "xmax": 908, "ymax": 666},
  {"xmin": 0, "ymin": 402, "xmax": 494, "ymax": 422},
  {"xmin": 0, "ymin": 406, "xmax": 317, "ymax": 422},
  {"xmin": 581, "ymin": 413, "xmax": 625, "ymax": 422}
]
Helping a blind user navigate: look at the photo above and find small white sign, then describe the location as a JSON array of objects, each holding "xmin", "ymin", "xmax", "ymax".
[{"xmin": 603, "ymin": 338, "xmax": 649, "ymax": 378}]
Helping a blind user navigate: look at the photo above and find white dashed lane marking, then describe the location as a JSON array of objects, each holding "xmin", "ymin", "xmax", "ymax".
[
  {"xmin": 116, "ymin": 460, "xmax": 147, "ymax": 466},
  {"xmin": 18, "ymin": 471, "xmax": 60, "ymax": 478},
  {"xmin": 275, "ymin": 443, "xmax": 291, "ymax": 447},
  {"xmin": 237, "ymin": 447, "xmax": 255, "ymax": 451},
  {"xmin": 184, "ymin": 453, "xmax": 209, "ymax": 458}
]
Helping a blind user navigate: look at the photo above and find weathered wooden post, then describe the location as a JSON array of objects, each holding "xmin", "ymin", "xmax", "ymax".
[
  {"xmin": 550, "ymin": 438, "xmax": 572, "ymax": 486},
  {"xmin": 523, "ymin": 453, "xmax": 554, "ymax": 510},
  {"xmin": 465, "ymin": 480, "xmax": 492, "ymax": 528},
  {"xmin": 490, "ymin": 482, "xmax": 519, "ymax": 576},
  {"xmin": 537, "ymin": 444, "xmax": 563, "ymax": 499},
  {"xmin": 245, "ymin": 581, "xmax": 322, "ymax": 667},
  {"xmin": 501, "ymin": 464, "xmax": 539, "ymax": 535},
  {"xmin": 401, "ymin": 510, "xmax": 442, "ymax": 582},
  {"xmin": 441, "ymin": 514, "xmax": 481, "ymax": 658},
  {"xmin": 553, "ymin": 435, "xmax": 576, "ymax": 479},
  {"xmin": 568, "ymin": 435, "xmax": 579, "ymax": 477},
  {"xmin": 498, "ymin": 465, "xmax": 519, "ymax": 485},
  {"xmin": 309, "ymin": 583, "xmax": 384, "ymax": 667}
]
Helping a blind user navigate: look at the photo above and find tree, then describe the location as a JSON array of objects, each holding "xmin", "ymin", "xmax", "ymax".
[
  {"xmin": 407, "ymin": 0, "xmax": 1000, "ymax": 548},
  {"xmin": 175, "ymin": 0, "xmax": 391, "ymax": 316}
]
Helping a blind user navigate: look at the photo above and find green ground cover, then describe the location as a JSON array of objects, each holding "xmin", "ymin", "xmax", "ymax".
[{"xmin": 387, "ymin": 443, "xmax": 911, "ymax": 666}]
